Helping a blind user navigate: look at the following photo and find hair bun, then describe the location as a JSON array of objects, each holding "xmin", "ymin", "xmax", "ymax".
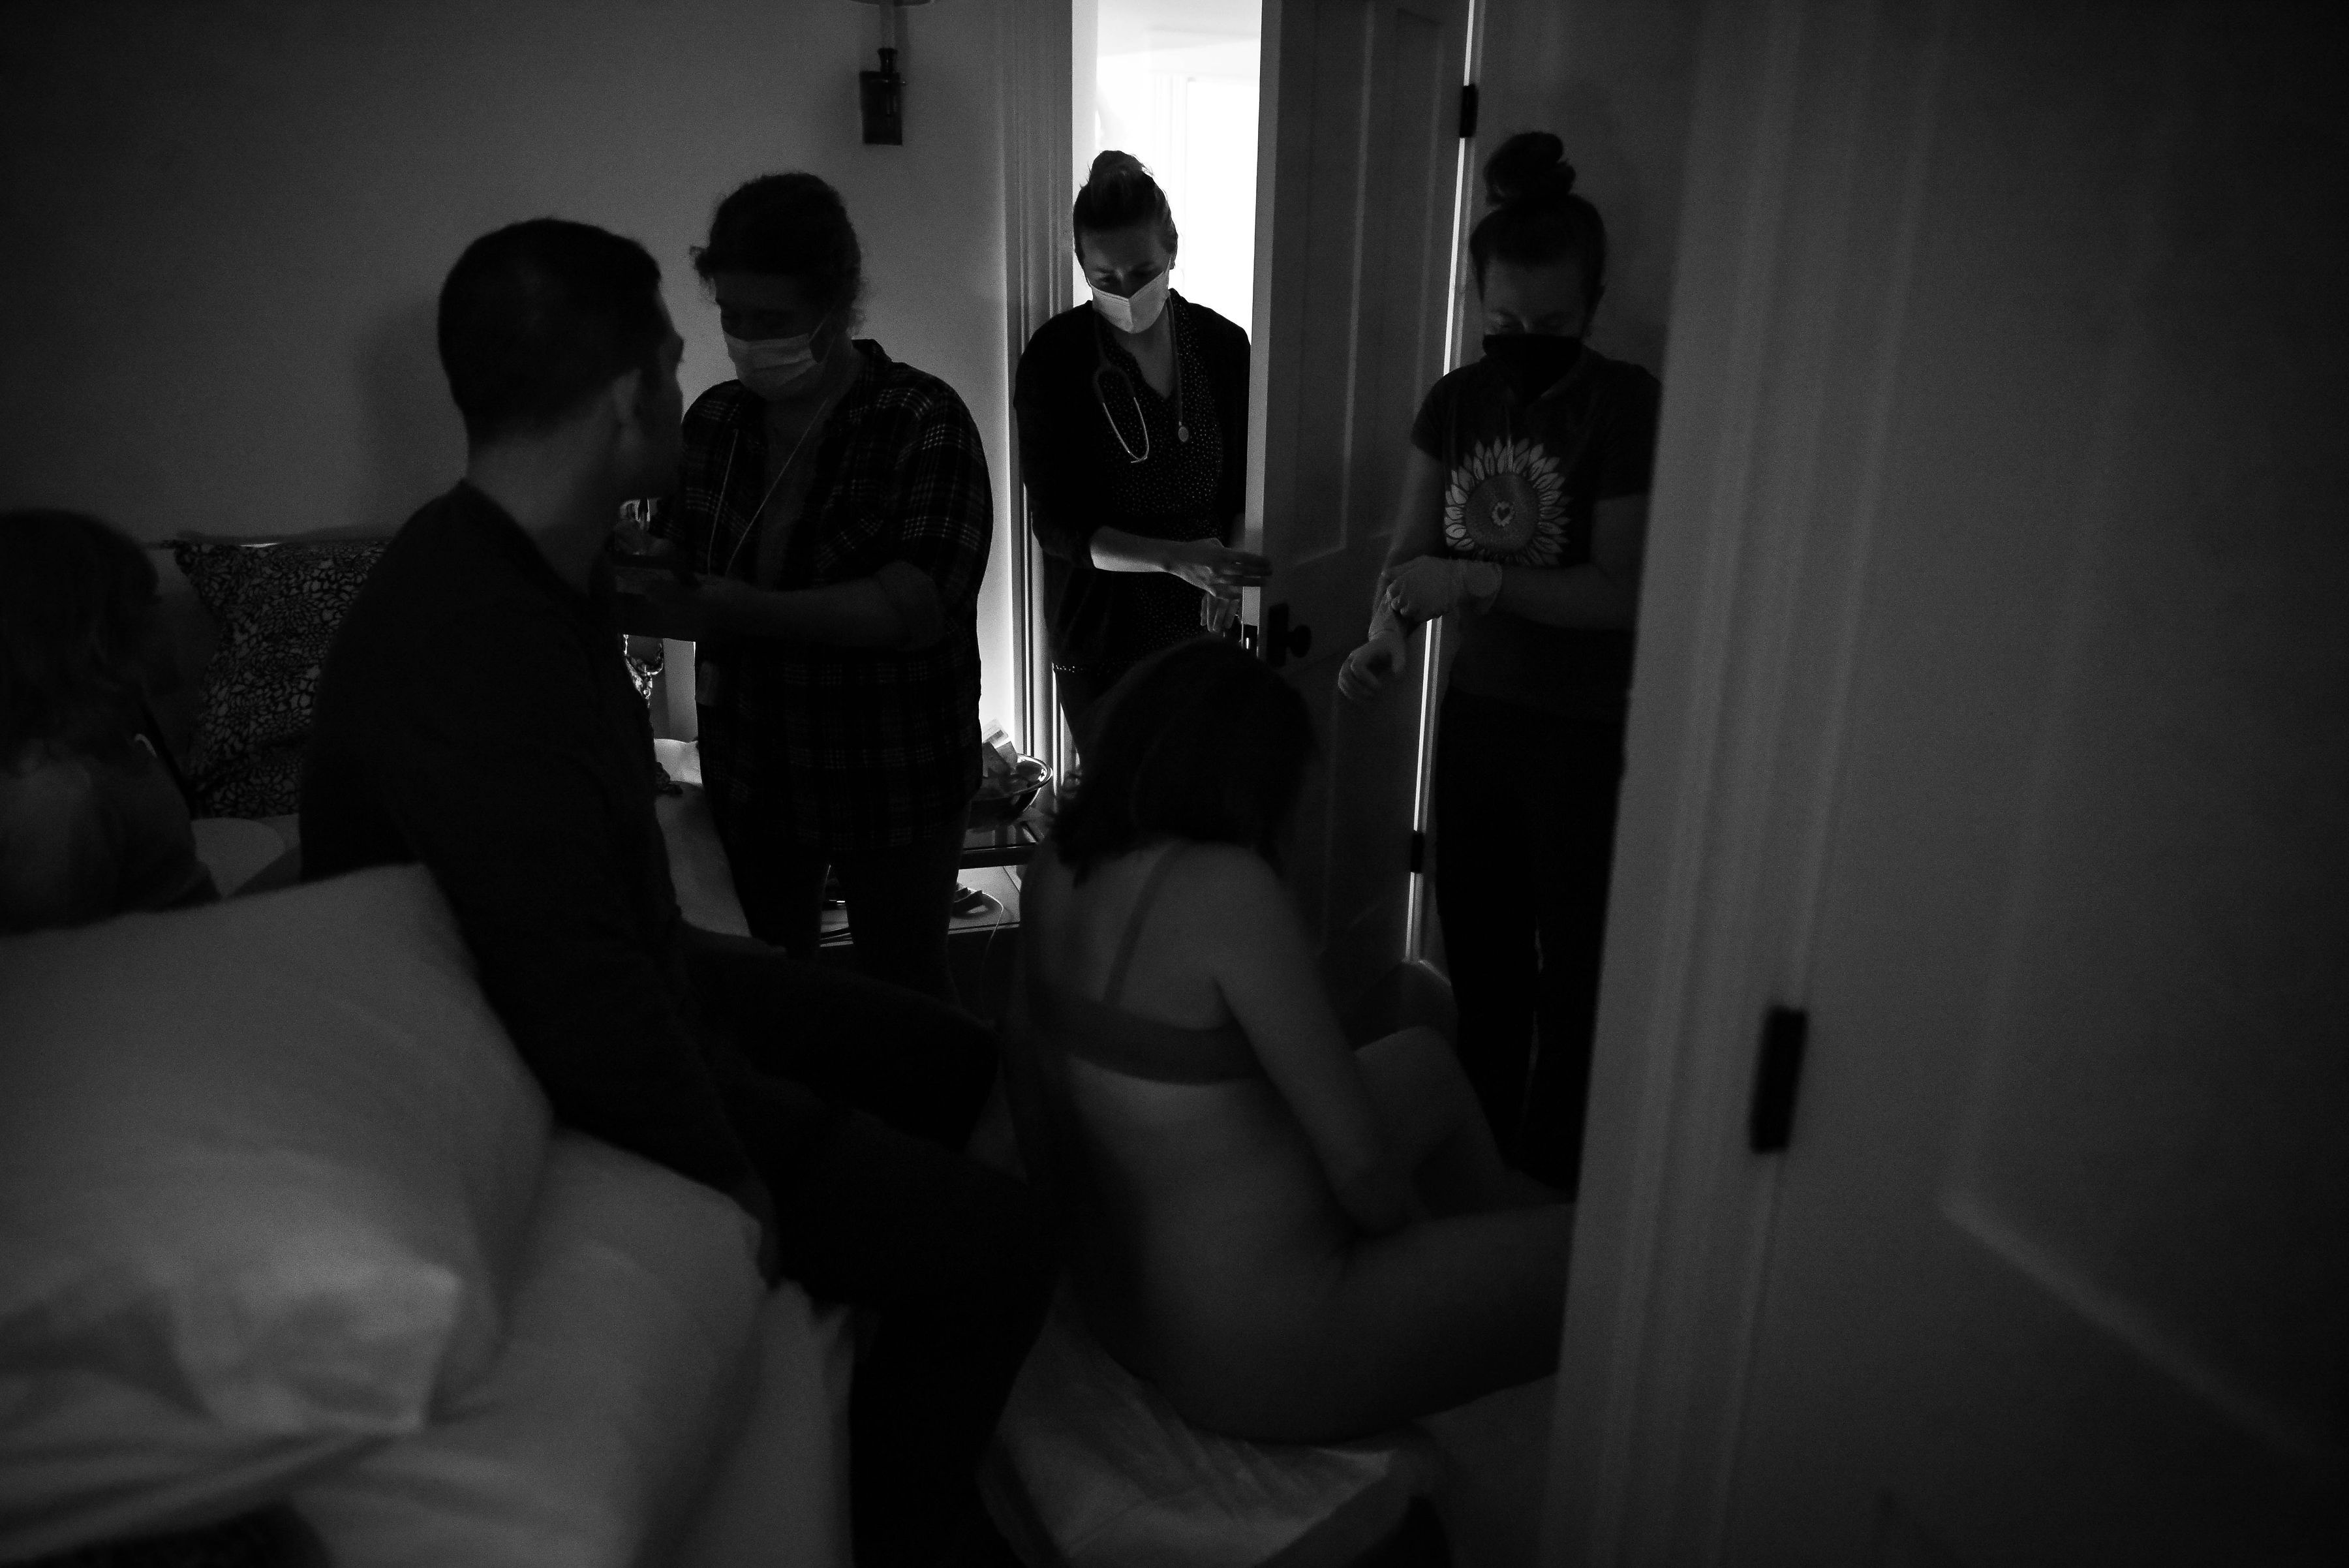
[
  {"xmin": 1073, "ymin": 149, "xmax": 1180, "ymax": 254},
  {"xmin": 1089, "ymin": 149, "xmax": 1152, "ymax": 185},
  {"xmin": 1483, "ymin": 131, "xmax": 1574, "ymax": 207}
]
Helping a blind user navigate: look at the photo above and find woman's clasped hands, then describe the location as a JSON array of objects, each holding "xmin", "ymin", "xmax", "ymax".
[
  {"xmin": 1385, "ymin": 555, "xmax": 1503, "ymax": 619},
  {"xmin": 1339, "ymin": 555, "xmax": 1505, "ymax": 703},
  {"xmin": 1163, "ymin": 536, "xmax": 1271, "ymax": 598},
  {"xmin": 1167, "ymin": 538, "xmax": 1268, "ymax": 633}
]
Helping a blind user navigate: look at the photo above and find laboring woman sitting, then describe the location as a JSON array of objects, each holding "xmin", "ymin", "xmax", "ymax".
[
  {"xmin": 1339, "ymin": 132, "xmax": 1661, "ymax": 1197},
  {"xmin": 1014, "ymin": 152, "xmax": 1268, "ymax": 740},
  {"xmin": 1002, "ymin": 638, "xmax": 1573, "ymax": 1443}
]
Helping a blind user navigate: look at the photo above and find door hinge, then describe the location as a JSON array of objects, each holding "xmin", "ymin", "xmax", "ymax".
[
  {"xmin": 1747, "ymin": 1005, "xmax": 1809, "ymax": 1153},
  {"xmin": 1458, "ymin": 83, "xmax": 1479, "ymax": 140},
  {"xmin": 1407, "ymin": 829, "xmax": 1426, "ymax": 873}
]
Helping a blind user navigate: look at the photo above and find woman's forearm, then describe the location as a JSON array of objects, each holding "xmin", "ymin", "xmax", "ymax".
[
  {"xmin": 1381, "ymin": 449, "xmax": 1449, "ymax": 574},
  {"xmin": 625, "ymin": 568, "xmax": 942, "ymax": 649},
  {"xmin": 1493, "ymin": 562, "xmax": 1640, "ymax": 629},
  {"xmin": 733, "ymin": 579, "xmax": 909, "ymax": 648},
  {"xmin": 1086, "ymin": 527, "xmax": 1177, "ymax": 574},
  {"xmin": 1497, "ymin": 491, "xmax": 1647, "ymax": 628}
]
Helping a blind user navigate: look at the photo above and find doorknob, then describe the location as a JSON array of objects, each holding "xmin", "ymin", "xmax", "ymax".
[{"xmin": 1261, "ymin": 602, "xmax": 1313, "ymax": 669}]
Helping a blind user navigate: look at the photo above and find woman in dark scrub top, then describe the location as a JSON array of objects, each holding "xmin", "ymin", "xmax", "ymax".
[
  {"xmin": 1014, "ymin": 151, "xmax": 1268, "ymax": 740},
  {"xmin": 1338, "ymin": 133, "xmax": 1663, "ymax": 1197}
]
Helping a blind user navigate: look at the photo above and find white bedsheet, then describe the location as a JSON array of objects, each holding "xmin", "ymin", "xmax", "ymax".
[
  {"xmin": 672, "ymin": 1292, "xmax": 855, "ymax": 1568},
  {"xmin": 985, "ymin": 1294, "xmax": 1556, "ymax": 1568},
  {"xmin": 983, "ymin": 1296, "xmax": 1439, "ymax": 1568},
  {"xmin": 296, "ymin": 1134, "xmax": 854, "ymax": 1568}
]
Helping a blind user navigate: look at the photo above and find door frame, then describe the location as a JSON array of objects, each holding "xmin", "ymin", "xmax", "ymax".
[
  {"xmin": 1538, "ymin": 1, "xmax": 1949, "ymax": 1561},
  {"xmin": 1398, "ymin": 0, "xmax": 1484, "ymax": 969},
  {"xmin": 1000, "ymin": 0, "xmax": 1077, "ymax": 776}
]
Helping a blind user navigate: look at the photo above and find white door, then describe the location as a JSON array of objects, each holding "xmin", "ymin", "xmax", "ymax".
[
  {"xmin": 1546, "ymin": 1, "xmax": 2348, "ymax": 1563},
  {"xmin": 1245, "ymin": 0, "xmax": 1470, "ymax": 1009}
]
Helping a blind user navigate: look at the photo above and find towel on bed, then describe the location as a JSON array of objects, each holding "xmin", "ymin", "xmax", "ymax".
[{"xmin": 981, "ymin": 1294, "xmax": 1439, "ymax": 1568}]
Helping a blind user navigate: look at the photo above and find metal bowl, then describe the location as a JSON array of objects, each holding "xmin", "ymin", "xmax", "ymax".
[{"xmin": 967, "ymin": 758, "xmax": 1052, "ymax": 829}]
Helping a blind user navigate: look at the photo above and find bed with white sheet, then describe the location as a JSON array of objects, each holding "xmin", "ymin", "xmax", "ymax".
[{"xmin": 0, "ymin": 863, "xmax": 852, "ymax": 1568}]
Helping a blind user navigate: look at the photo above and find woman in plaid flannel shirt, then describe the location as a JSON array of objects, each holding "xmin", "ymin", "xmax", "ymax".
[{"xmin": 643, "ymin": 174, "xmax": 992, "ymax": 1007}]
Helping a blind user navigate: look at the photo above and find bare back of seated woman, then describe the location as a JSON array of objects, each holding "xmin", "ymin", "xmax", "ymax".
[{"xmin": 1004, "ymin": 639, "xmax": 1573, "ymax": 1444}]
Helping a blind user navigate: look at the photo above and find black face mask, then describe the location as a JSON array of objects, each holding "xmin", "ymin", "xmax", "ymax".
[{"xmin": 1482, "ymin": 333, "xmax": 1583, "ymax": 403}]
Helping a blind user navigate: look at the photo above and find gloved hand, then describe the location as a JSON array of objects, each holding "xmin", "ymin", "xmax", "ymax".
[
  {"xmin": 1163, "ymin": 538, "xmax": 1272, "ymax": 596},
  {"xmin": 1342, "ymin": 566, "xmax": 1417, "ymax": 703},
  {"xmin": 1338, "ymin": 632, "xmax": 1408, "ymax": 702},
  {"xmin": 1385, "ymin": 555, "xmax": 1503, "ymax": 620}
]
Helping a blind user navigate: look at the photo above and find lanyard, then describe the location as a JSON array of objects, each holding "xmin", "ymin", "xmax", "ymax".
[{"xmin": 709, "ymin": 396, "xmax": 838, "ymax": 579}]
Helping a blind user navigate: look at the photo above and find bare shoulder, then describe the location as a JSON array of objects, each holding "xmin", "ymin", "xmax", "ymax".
[{"xmin": 1154, "ymin": 842, "xmax": 1302, "ymax": 951}]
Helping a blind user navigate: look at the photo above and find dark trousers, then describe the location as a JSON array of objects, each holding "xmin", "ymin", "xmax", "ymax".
[
  {"xmin": 684, "ymin": 930, "xmax": 1056, "ymax": 1567},
  {"xmin": 1432, "ymin": 688, "xmax": 1627, "ymax": 1195},
  {"xmin": 705, "ymin": 777, "xmax": 968, "ymax": 1007}
]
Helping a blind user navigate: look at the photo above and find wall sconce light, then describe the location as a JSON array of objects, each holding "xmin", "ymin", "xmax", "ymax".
[{"xmin": 853, "ymin": 0, "xmax": 934, "ymax": 146}]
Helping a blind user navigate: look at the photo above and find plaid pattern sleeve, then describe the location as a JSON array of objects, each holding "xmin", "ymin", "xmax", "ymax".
[
  {"xmin": 661, "ymin": 381, "xmax": 754, "ymax": 578},
  {"xmin": 872, "ymin": 388, "xmax": 993, "ymax": 608},
  {"xmin": 672, "ymin": 348, "xmax": 992, "ymax": 852}
]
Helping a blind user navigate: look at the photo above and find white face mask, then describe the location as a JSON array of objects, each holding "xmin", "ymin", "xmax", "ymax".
[
  {"xmin": 724, "ymin": 325, "xmax": 828, "ymax": 400},
  {"xmin": 1090, "ymin": 269, "xmax": 1169, "ymax": 335}
]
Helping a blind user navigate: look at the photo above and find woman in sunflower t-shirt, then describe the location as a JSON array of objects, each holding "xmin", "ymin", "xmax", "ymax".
[{"xmin": 1340, "ymin": 132, "xmax": 1659, "ymax": 1196}]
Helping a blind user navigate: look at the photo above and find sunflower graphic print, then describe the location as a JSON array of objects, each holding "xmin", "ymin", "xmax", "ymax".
[
  {"xmin": 1442, "ymin": 437, "xmax": 1569, "ymax": 565},
  {"xmin": 1407, "ymin": 348, "xmax": 1662, "ymax": 716}
]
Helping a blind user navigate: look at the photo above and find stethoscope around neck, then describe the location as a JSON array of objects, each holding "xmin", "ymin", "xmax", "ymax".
[{"xmin": 1092, "ymin": 294, "xmax": 1189, "ymax": 466}]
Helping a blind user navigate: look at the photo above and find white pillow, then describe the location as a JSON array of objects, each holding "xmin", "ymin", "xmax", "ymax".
[
  {"xmin": 295, "ymin": 1133, "xmax": 767, "ymax": 1568},
  {"xmin": 0, "ymin": 865, "xmax": 549, "ymax": 1558}
]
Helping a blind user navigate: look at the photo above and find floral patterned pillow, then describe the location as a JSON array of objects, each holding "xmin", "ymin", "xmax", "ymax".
[{"xmin": 170, "ymin": 540, "xmax": 386, "ymax": 818}]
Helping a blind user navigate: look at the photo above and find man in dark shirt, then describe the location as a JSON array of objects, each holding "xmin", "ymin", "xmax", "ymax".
[{"xmin": 302, "ymin": 219, "xmax": 1051, "ymax": 1568}]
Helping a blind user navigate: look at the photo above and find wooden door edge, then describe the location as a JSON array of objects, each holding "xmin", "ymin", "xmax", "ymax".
[{"xmin": 1537, "ymin": 0, "xmax": 1953, "ymax": 1561}]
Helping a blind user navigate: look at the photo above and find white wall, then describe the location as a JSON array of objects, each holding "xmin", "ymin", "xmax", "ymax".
[
  {"xmin": 0, "ymin": 0, "xmax": 1022, "ymax": 739},
  {"xmin": 1475, "ymin": 0, "xmax": 1703, "ymax": 377}
]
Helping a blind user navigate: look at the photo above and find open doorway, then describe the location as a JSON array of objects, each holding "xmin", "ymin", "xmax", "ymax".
[
  {"xmin": 1021, "ymin": 0, "xmax": 1265, "ymax": 783},
  {"xmin": 1080, "ymin": 0, "xmax": 1262, "ymax": 337}
]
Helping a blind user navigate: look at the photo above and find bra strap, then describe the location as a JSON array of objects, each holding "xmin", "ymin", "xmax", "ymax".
[{"xmin": 1102, "ymin": 843, "xmax": 1189, "ymax": 1008}]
